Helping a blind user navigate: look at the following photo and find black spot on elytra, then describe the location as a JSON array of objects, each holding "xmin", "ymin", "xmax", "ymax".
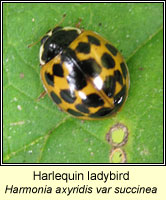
[
  {"xmin": 53, "ymin": 64, "xmax": 64, "ymax": 77},
  {"xmin": 78, "ymin": 58, "xmax": 101, "ymax": 78},
  {"xmin": 67, "ymin": 108, "xmax": 84, "ymax": 117},
  {"xmin": 114, "ymin": 70, "xmax": 123, "ymax": 85},
  {"xmin": 50, "ymin": 91, "xmax": 62, "ymax": 104},
  {"xmin": 61, "ymin": 49, "xmax": 88, "ymax": 90},
  {"xmin": 76, "ymin": 42, "xmax": 90, "ymax": 54},
  {"xmin": 67, "ymin": 66, "xmax": 87, "ymax": 90},
  {"xmin": 45, "ymin": 72, "xmax": 54, "ymax": 86},
  {"xmin": 82, "ymin": 93, "xmax": 104, "ymax": 107},
  {"xmin": 89, "ymin": 107, "xmax": 113, "ymax": 118},
  {"xmin": 105, "ymin": 43, "xmax": 118, "ymax": 56},
  {"xmin": 61, "ymin": 48, "xmax": 77, "ymax": 63},
  {"xmin": 114, "ymin": 85, "xmax": 126, "ymax": 107},
  {"xmin": 87, "ymin": 35, "xmax": 100, "ymax": 46},
  {"xmin": 60, "ymin": 89, "xmax": 76, "ymax": 104},
  {"xmin": 101, "ymin": 53, "xmax": 115, "ymax": 69},
  {"xmin": 103, "ymin": 75, "xmax": 116, "ymax": 98},
  {"xmin": 75, "ymin": 104, "xmax": 89, "ymax": 114},
  {"xmin": 120, "ymin": 62, "xmax": 128, "ymax": 79}
]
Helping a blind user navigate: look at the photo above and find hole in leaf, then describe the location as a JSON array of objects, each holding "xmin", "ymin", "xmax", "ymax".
[
  {"xmin": 106, "ymin": 123, "xmax": 129, "ymax": 147},
  {"xmin": 109, "ymin": 148, "xmax": 126, "ymax": 163}
]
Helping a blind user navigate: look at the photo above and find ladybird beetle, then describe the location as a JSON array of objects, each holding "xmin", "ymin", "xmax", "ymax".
[{"xmin": 39, "ymin": 26, "xmax": 130, "ymax": 120}]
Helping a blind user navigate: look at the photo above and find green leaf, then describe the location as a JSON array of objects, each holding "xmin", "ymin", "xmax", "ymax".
[{"xmin": 3, "ymin": 3, "xmax": 163, "ymax": 163}]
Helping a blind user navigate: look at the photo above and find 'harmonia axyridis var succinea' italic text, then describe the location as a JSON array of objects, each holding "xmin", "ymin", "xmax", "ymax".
[{"xmin": 39, "ymin": 26, "xmax": 130, "ymax": 120}]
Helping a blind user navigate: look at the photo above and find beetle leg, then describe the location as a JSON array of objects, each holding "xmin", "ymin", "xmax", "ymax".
[{"xmin": 36, "ymin": 91, "xmax": 47, "ymax": 101}]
